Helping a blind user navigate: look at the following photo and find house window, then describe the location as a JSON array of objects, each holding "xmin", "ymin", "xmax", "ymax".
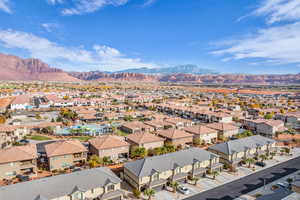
[
  {"xmin": 152, "ymin": 173, "xmax": 159, "ymax": 181},
  {"xmin": 107, "ymin": 184, "xmax": 115, "ymax": 192},
  {"xmin": 174, "ymin": 167, "xmax": 181, "ymax": 174},
  {"xmin": 74, "ymin": 153, "xmax": 82, "ymax": 158}
]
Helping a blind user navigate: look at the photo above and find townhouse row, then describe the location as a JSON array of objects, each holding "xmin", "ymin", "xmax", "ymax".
[{"xmin": 0, "ymin": 135, "xmax": 278, "ymax": 200}]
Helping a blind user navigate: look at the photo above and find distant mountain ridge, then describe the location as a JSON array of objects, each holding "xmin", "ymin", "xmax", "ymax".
[
  {"xmin": 115, "ymin": 64, "xmax": 218, "ymax": 74},
  {"xmin": 0, "ymin": 52, "xmax": 300, "ymax": 84},
  {"xmin": 0, "ymin": 53, "xmax": 79, "ymax": 82}
]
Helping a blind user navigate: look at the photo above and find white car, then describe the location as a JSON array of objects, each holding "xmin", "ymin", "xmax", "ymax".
[{"xmin": 177, "ymin": 185, "xmax": 190, "ymax": 195}]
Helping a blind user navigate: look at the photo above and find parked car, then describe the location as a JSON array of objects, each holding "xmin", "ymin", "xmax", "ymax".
[
  {"xmin": 16, "ymin": 175, "xmax": 30, "ymax": 182},
  {"xmin": 255, "ymin": 161, "xmax": 266, "ymax": 167},
  {"xmin": 177, "ymin": 185, "xmax": 190, "ymax": 195},
  {"xmin": 19, "ymin": 139, "xmax": 29, "ymax": 145},
  {"xmin": 72, "ymin": 167, "xmax": 82, "ymax": 172},
  {"xmin": 276, "ymin": 182, "xmax": 290, "ymax": 189}
]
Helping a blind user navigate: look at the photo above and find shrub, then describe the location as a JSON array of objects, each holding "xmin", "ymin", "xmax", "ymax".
[{"xmin": 132, "ymin": 188, "xmax": 141, "ymax": 198}]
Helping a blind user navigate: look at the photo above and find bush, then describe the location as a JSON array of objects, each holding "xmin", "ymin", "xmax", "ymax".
[{"xmin": 132, "ymin": 188, "xmax": 141, "ymax": 198}]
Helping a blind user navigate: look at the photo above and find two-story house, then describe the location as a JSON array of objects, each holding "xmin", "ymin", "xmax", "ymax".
[
  {"xmin": 156, "ymin": 128, "xmax": 193, "ymax": 147},
  {"xmin": 89, "ymin": 135, "xmax": 130, "ymax": 161},
  {"xmin": 184, "ymin": 125, "xmax": 218, "ymax": 144},
  {"xmin": 208, "ymin": 135, "xmax": 276, "ymax": 171},
  {"xmin": 0, "ymin": 167, "xmax": 124, "ymax": 200},
  {"xmin": 0, "ymin": 144, "xmax": 38, "ymax": 179},
  {"xmin": 124, "ymin": 148, "xmax": 221, "ymax": 191},
  {"xmin": 125, "ymin": 132, "xmax": 165, "ymax": 151},
  {"xmin": 45, "ymin": 140, "xmax": 88, "ymax": 171}
]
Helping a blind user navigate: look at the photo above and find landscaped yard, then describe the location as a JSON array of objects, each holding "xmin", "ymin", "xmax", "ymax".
[
  {"xmin": 28, "ymin": 135, "xmax": 52, "ymax": 141},
  {"xmin": 115, "ymin": 129, "xmax": 129, "ymax": 136},
  {"xmin": 70, "ymin": 136, "xmax": 93, "ymax": 142}
]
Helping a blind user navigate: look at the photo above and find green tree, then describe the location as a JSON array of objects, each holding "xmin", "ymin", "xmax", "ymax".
[
  {"xmin": 132, "ymin": 189, "xmax": 141, "ymax": 198},
  {"xmin": 193, "ymin": 138, "xmax": 201, "ymax": 146},
  {"xmin": 191, "ymin": 177, "xmax": 200, "ymax": 185},
  {"xmin": 259, "ymin": 154, "xmax": 267, "ymax": 162},
  {"xmin": 245, "ymin": 158, "xmax": 255, "ymax": 168},
  {"xmin": 212, "ymin": 171, "xmax": 219, "ymax": 180},
  {"xmin": 270, "ymin": 152, "xmax": 276, "ymax": 159},
  {"xmin": 264, "ymin": 113, "xmax": 273, "ymax": 119},
  {"xmin": 169, "ymin": 181, "xmax": 179, "ymax": 193},
  {"xmin": 102, "ymin": 156, "xmax": 112, "ymax": 166},
  {"xmin": 130, "ymin": 147, "xmax": 148, "ymax": 159},
  {"xmin": 88, "ymin": 155, "xmax": 102, "ymax": 168},
  {"xmin": 143, "ymin": 188, "xmax": 155, "ymax": 200}
]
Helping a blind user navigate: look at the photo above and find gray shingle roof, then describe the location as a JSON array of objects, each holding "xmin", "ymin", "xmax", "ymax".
[
  {"xmin": 0, "ymin": 167, "xmax": 121, "ymax": 200},
  {"xmin": 124, "ymin": 147, "xmax": 218, "ymax": 178},
  {"xmin": 208, "ymin": 135, "xmax": 276, "ymax": 155}
]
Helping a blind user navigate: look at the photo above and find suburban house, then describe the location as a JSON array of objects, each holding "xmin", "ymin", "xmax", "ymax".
[
  {"xmin": 256, "ymin": 120, "xmax": 285, "ymax": 137},
  {"xmin": 211, "ymin": 112, "xmax": 233, "ymax": 123},
  {"xmin": 123, "ymin": 148, "xmax": 221, "ymax": 191},
  {"xmin": 0, "ymin": 125, "xmax": 29, "ymax": 149},
  {"xmin": 125, "ymin": 132, "xmax": 165, "ymax": 150},
  {"xmin": 143, "ymin": 120, "xmax": 169, "ymax": 131},
  {"xmin": 184, "ymin": 125, "xmax": 218, "ymax": 144},
  {"xmin": 89, "ymin": 135, "xmax": 130, "ymax": 161},
  {"xmin": 164, "ymin": 117, "xmax": 195, "ymax": 128},
  {"xmin": 44, "ymin": 140, "xmax": 88, "ymax": 171},
  {"xmin": 205, "ymin": 122, "xmax": 239, "ymax": 139},
  {"xmin": 10, "ymin": 95, "xmax": 32, "ymax": 110},
  {"xmin": 156, "ymin": 128, "xmax": 193, "ymax": 147},
  {"xmin": 208, "ymin": 135, "xmax": 276, "ymax": 170},
  {"xmin": 0, "ymin": 144, "xmax": 38, "ymax": 179},
  {"xmin": 275, "ymin": 112, "xmax": 300, "ymax": 129},
  {"xmin": 0, "ymin": 167, "xmax": 124, "ymax": 200},
  {"xmin": 121, "ymin": 121, "xmax": 154, "ymax": 134}
]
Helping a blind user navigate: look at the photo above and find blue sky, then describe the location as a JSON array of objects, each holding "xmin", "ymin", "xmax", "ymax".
[{"xmin": 0, "ymin": 0, "xmax": 300, "ymax": 74}]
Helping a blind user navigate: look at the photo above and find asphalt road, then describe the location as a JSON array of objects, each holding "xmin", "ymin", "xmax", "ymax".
[{"xmin": 185, "ymin": 156, "xmax": 300, "ymax": 200}]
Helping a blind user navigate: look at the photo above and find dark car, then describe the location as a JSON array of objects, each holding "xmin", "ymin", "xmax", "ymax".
[
  {"xmin": 19, "ymin": 139, "xmax": 29, "ymax": 145},
  {"xmin": 255, "ymin": 161, "xmax": 266, "ymax": 167},
  {"xmin": 16, "ymin": 175, "xmax": 30, "ymax": 182}
]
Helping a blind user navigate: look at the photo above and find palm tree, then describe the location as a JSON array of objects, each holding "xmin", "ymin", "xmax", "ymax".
[
  {"xmin": 87, "ymin": 155, "xmax": 101, "ymax": 168},
  {"xmin": 212, "ymin": 171, "xmax": 219, "ymax": 180},
  {"xmin": 270, "ymin": 152, "xmax": 276, "ymax": 159},
  {"xmin": 144, "ymin": 188, "xmax": 155, "ymax": 200},
  {"xmin": 169, "ymin": 181, "xmax": 178, "ymax": 193},
  {"xmin": 259, "ymin": 154, "xmax": 267, "ymax": 162},
  {"xmin": 191, "ymin": 177, "xmax": 200, "ymax": 185},
  {"xmin": 245, "ymin": 158, "xmax": 255, "ymax": 168}
]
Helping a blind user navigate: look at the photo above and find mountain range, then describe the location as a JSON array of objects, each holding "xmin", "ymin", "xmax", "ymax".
[
  {"xmin": 115, "ymin": 65, "xmax": 218, "ymax": 74},
  {"xmin": 0, "ymin": 53, "xmax": 79, "ymax": 82},
  {"xmin": 0, "ymin": 53, "xmax": 300, "ymax": 84}
]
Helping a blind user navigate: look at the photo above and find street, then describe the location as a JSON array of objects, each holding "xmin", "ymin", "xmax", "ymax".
[{"xmin": 185, "ymin": 156, "xmax": 300, "ymax": 200}]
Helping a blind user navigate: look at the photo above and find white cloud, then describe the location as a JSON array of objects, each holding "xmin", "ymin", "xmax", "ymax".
[
  {"xmin": 213, "ymin": 0, "xmax": 300, "ymax": 66},
  {"xmin": 41, "ymin": 23, "xmax": 60, "ymax": 32},
  {"xmin": 212, "ymin": 22, "xmax": 300, "ymax": 65},
  {"xmin": 0, "ymin": 0, "xmax": 12, "ymax": 14},
  {"xmin": 254, "ymin": 0, "xmax": 300, "ymax": 24},
  {"xmin": 47, "ymin": 0, "xmax": 64, "ymax": 5},
  {"xmin": 142, "ymin": 0, "xmax": 156, "ymax": 7},
  {"xmin": 0, "ymin": 29, "xmax": 157, "ymax": 71},
  {"xmin": 61, "ymin": 0, "xmax": 128, "ymax": 16}
]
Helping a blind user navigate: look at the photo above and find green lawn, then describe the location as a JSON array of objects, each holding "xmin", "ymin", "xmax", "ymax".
[
  {"xmin": 28, "ymin": 135, "xmax": 52, "ymax": 141},
  {"xmin": 115, "ymin": 129, "xmax": 129, "ymax": 136},
  {"xmin": 70, "ymin": 136, "xmax": 93, "ymax": 142}
]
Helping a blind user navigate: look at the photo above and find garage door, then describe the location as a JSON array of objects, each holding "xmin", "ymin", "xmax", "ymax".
[
  {"xmin": 177, "ymin": 178, "xmax": 186, "ymax": 184},
  {"xmin": 152, "ymin": 184, "xmax": 165, "ymax": 191},
  {"xmin": 107, "ymin": 196, "xmax": 121, "ymax": 200}
]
